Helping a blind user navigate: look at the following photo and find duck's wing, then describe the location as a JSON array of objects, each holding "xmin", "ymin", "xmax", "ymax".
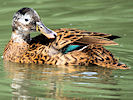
[
  {"xmin": 52, "ymin": 28, "xmax": 128, "ymax": 69},
  {"xmin": 52, "ymin": 28, "xmax": 120, "ymax": 50}
]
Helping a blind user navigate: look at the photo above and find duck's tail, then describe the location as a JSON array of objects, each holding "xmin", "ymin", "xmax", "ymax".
[{"xmin": 83, "ymin": 45, "xmax": 129, "ymax": 69}]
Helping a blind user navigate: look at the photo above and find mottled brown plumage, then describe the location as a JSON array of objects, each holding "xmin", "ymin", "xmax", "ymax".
[
  {"xmin": 17, "ymin": 28, "xmax": 127, "ymax": 69},
  {"xmin": 3, "ymin": 8, "xmax": 129, "ymax": 69}
]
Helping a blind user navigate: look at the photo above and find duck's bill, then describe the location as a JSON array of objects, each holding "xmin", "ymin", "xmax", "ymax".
[{"xmin": 36, "ymin": 22, "xmax": 57, "ymax": 39}]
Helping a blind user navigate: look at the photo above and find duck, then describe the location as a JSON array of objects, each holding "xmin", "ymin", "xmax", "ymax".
[{"xmin": 3, "ymin": 7, "xmax": 129, "ymax": 69}]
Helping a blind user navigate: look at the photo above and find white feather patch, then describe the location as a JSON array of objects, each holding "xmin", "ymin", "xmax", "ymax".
[
  {"xmin": 11, "ymin": 33, "xmax": 26, "ymax": 43},
  {"xmin": 18, "ymin": 14, "xmax": 32, "ymax": 25},
  {"xmin": 78, "ymin": 46, "xmax": 88, "ymax": 51}
]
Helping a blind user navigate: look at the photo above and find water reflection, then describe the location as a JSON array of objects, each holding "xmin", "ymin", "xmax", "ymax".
[{"xmin": 4, "ymin": 61, "xmax": 115, "ymax": 100}]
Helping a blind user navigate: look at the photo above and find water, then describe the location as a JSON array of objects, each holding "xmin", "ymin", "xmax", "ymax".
[{"xmin": 0, "ymin": 0, "xmax": 133, "ymax": 100}]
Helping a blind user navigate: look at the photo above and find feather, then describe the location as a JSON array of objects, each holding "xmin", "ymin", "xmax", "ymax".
[
  {"xmin": 63, "ymin": 45, "xmax": 83, "ymax": 54},
  {"xmin": 52, "ymin": 28, "xmax": 119, "ymax": 50},
  {"xmin": 76, "ymin": 36, "xmax": 119, "ymax": 46}
]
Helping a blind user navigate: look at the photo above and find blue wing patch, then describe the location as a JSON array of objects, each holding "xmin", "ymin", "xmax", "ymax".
[{"xmin": 63, "ymin": 45, "xmax": 81, "ymax": 54}]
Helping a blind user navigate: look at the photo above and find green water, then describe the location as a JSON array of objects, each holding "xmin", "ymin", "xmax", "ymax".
[{"xmin": 0, "ymin": 0, "xmax": 133, "ymax": 100}]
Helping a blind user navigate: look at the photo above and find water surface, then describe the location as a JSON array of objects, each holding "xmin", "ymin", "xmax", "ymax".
[{"xmin": 0, "ymin": 0, "xmax": 133, "ymax": 100}]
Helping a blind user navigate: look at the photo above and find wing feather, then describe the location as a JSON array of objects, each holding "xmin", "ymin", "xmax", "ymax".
[{"xmin": 52, "ymin": 28, "xmax": 119, "ymax": 50}]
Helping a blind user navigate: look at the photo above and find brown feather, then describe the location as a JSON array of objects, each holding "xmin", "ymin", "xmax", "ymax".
[
  {"xmin": 52, "ymin": 28, "xmax": 119, "ymax": 50},
  {"xmin": 76, "ymin": 36, "xmax": 118, "ymax": 46}
]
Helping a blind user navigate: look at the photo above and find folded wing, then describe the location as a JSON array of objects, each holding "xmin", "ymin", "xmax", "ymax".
[{"xmin": 53, "ymin": 28, "xmax": 120, "ymax": 50}]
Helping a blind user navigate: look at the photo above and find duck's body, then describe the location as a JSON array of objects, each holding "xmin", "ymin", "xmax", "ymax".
[{"xmin": 3, "ymin": 8, "xmax": 128, "ymax": 69}]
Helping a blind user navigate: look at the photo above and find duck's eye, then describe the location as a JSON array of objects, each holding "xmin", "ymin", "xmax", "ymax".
[{"xmin": 25, "ymin": 19, "xmax": 29, "ymax": 22}]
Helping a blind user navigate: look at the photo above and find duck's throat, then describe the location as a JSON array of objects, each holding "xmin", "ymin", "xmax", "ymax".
[{"xmin": 11, "ymin": 31, "xmax": 31, "ymax": 43}]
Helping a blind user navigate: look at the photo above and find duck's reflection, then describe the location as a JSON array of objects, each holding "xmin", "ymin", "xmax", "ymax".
[{"xmin": 4, "ymin": 61, "xmax": 114, "ymax": 100}]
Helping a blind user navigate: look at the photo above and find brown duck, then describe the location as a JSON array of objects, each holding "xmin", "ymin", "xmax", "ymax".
[{"xmin": 3, "ymin": 7, "xmax": 128, "ymax": 69}]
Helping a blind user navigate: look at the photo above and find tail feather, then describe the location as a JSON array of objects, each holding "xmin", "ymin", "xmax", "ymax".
[{"xmin": 83, "ymin": 45, "xmax": 129, "ymax": 69}]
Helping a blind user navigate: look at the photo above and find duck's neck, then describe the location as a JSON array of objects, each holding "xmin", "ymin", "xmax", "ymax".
[{"xmin": 11, "ymin": 30, "xmax": 31, "ymax": 43}]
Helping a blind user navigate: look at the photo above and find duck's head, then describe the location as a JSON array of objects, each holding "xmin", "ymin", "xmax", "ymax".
[{"xmin": 12, "ymin": 7, "xmax": 57, "ymax": 40}]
